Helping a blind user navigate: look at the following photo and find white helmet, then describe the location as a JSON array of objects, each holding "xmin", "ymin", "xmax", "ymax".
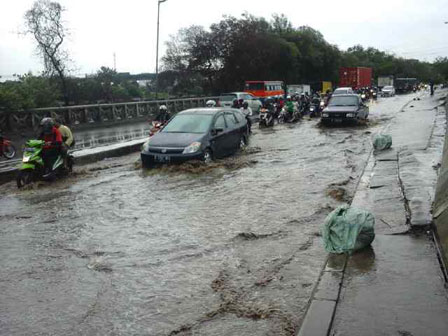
[
  {"xmin": 159, "ymin": 105, "xmax": 167, "ymax": 111},
  {"xmin": 206, "ymin": 100, "xmax": 216, "ymax": 107}
]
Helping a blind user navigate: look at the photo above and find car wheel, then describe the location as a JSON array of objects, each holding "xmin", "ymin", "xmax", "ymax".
[{"xmin": 203, "ymin": 148, "xmax": 213, "ymax": 163}]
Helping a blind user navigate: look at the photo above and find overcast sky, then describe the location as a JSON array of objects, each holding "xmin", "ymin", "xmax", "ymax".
[{"xmin": 1, "ymin": 0, "xmax": 447, "ymax": 79}]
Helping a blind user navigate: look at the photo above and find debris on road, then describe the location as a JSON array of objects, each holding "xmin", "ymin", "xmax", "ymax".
[{"xmin": 322, "ymin": 205, "xmax": 375, "ymax": 254}]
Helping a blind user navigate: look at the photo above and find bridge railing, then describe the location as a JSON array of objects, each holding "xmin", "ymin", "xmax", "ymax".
[{"xmin": 0, "ymin": 96, "xmax": 220, "ymax": 131}]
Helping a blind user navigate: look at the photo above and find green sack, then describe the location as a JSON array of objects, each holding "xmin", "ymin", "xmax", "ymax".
[
  {"xmin": 373, "ymin": 134, "xmax": 392, "ymax": 150},
  {"xmin": 322, "ymin": 205, "xmax": 375, "ymax": 254}
]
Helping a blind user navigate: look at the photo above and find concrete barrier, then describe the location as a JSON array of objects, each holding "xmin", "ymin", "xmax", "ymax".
[{"xmin": 434, "ymin": 97, "xmax": 448, "ymax": 280}]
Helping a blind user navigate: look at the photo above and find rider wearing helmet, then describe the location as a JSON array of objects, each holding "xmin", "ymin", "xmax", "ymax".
[
  {"xmin": 240, "ymin": 101, "xmax": 253, "ymax": 133},
  {"xmin": 206, "ymin": 100, "xmax": 216, "ymax": 107},
  {"xmin": 38, "ymin": 117, "xmax": 63, "ymax": 172},
  {"xmin": 155, "ymin": 105, "xmax": 171, "ymax": 123}
]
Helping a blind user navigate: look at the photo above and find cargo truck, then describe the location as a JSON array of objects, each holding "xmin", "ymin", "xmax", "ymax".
[
  {"xmin": 287, "ymin": 84, "xmax": 311, "ymax": 96},
  {"xmin": 338, "ymin": 67, "xmax": 372, "ymax": 90},
  {"xmin": 377, "ymin": 76, "xmax": 394, "ymax": 88},
  {"xmin": 394, "ymin": 78, "xmax": 418, "ymax": 93}
]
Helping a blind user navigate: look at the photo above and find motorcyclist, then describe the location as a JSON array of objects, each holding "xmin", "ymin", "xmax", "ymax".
[
  {"xmin": 54, "ymin": 118, "xmax": 74, "ymax": 149},
  {"xmin": 240, "ymin": 101, "xmax": 252, "ymax": 133},
  {"xmin": 206, "ymin": 99, "xmax": 216, "ymax": 107},
  {"xmin": 155, "ymin": 105, "xmax": 171, "ymax": 123},
  {"xmin": 54, "ymin": 118, "xmax": 74, "ymax": 169},
  {"xmin": 285, "ymin": 96, "xmax": 295, "ymax": 119},
  {"xmin": 232, "ymin": 99, "xmax": 240, "ymax": 109},
  {"xmin": 38, "ymin": 117, "xmax": 63, "ymax": 173}
]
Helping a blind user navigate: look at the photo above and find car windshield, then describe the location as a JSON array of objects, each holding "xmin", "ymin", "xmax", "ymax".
[
  {"xmin": 383, "ymin": 86, "xmax": 393, "ymax": 90},
  {"xmin": 161, "ymin": 114, "xmax": 214, "ymax": 134},
  {"xmin": 329, "ymin": 96, "xmax": 358, "ymax": 106},
  {"xmin": 220, "ymin": 94, "xmax": 237, "ymax": 101}
]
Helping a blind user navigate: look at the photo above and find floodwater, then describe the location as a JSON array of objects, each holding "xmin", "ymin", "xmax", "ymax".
[{"xmin": 0, "ymin": 95, "xmax": 416, "ymax": 335}]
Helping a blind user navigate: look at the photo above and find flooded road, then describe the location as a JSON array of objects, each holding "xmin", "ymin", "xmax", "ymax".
[{"xmin": 0, "ymin": 95, "xmax": 417, "ymax": 335}]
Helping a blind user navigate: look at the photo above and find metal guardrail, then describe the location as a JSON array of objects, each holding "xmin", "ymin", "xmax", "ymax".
[{"xmin": 0, "ymin": 96, "xmax": 220, "ymax": 132}]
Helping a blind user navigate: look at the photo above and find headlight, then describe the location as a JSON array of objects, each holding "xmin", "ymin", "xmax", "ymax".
[
  {"xmin": 23, "ymin": 156, "xmax": 30, "ymax": 163},
  {"xmin": 309, "ymin": 107, "xmax": 315, "ymax": 111},
  {"xmin": 183, "ymin": 142, "xmax": 201, "ymax": 154},
  {"xmin": 361, "ymin": 94, "xmax": 366, "ymax": 99},
  {"xmin": 142, "ymin": 140, "xmax": 151, "ymax": 152},
  {"xmin": 346, "ymin": 113, "xmax": 355, "ymax": 117},
  {"xmin": 320, "ymin": 101, "xmax": 325, "ymax": 107},
  {"xmin": 322, "ymin": 113, "xmax": 329, "ymax": 117}
]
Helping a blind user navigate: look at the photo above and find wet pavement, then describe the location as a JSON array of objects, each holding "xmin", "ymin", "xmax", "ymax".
[
  {"xmin": 0, "ymin": 93, "xmax": 436, "ymax": 335},
  {"xmin": 328, "ymin": 89, "xmax": 448, "ymax": 336}
]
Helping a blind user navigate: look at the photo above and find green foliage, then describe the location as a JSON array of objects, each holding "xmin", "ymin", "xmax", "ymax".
[
  {"xmin": 162, "ymin": 13, "xmax": 446, "ymax": 94},
  {"xmin": 0, "ymin": 73, "xmax": 59, "ymax": 110}
]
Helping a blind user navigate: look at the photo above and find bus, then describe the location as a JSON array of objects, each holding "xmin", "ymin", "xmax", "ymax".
[{"xmin": 244, "ymin": 80, "xmax": 284, "ymax": 98}]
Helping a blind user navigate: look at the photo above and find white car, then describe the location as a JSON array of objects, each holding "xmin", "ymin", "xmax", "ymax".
[
  {"xmin": 381, "ymin": 86, "xmax": 396, "ymax": 97},
  {"xmin": 219, "ymin": 92, "xmax": 262, "ymax": 112}
]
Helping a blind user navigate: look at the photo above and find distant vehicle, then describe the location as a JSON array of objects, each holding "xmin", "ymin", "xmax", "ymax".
[
  {"xmin": 339, "ymin": 67, "xmax": 372, "ymax": 90},
  {"xmin": 377, "ymin": 75, "xmax": 394, "ymax": 88},
  {"xmin": 219, "ymin": 92, "xmax": 262, "ymax": 112},
  {"xmin": 287, "ymin": 84, "xmax": 311, "ymax": 96},
  {"xmin": 381, "ymin": 86, "xmax": 396, "ymax": 97},
  {"xmin": 333, "ymin": 87, "xmax": 354, "ymax": 95},
  {"xmin": 244, "ymin": 80, "xmax": 284, "ymax": 99},
  {"xmin": 321, "ymin": 94, "xmax": 369, "ymax": 124},
  {"xmin": 141, "ymin": 108, "xmax": 249, "ymax": 167},
  {"xmin": 394, "ymin": 78, "xmax": 418, "ymax": 93}
]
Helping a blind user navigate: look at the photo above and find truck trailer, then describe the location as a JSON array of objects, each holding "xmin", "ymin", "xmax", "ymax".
[{"xmin": 338, "ymin": 67, "xmax": 372, "ymax": 90}]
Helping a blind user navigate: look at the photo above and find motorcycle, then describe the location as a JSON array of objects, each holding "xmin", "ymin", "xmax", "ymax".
[
  {"xmin": 0, "ymin": 133, "xmax": 16, "ymax": 159},
  {"xmin": 309, "ymin": 101, "xmax": 322, "ymax": 118},
  {"xmin": 16, "ymin": 139, "xmax": 73, "ymax": 188},
  {"xmin": 259, "ymin": 107, "xmax": 275, "ymax": 127}
]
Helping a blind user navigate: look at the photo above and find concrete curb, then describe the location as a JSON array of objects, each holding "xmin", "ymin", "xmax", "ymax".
[
  {"xmin": 297, "ymin": 254, "xmax": 347, "ymax": 336},
  {"xmin": 0, "ymin": 138, "xmax": 146, "ymax": 185}
]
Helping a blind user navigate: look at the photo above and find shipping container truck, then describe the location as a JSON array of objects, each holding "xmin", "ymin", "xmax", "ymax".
[
  {"xmin": 377, "ymin": 75, "xmax": 394, "ymax": 88},
  {"xmin": 338, "ymin": 67, "xmax": 372, "ymax": 89}
]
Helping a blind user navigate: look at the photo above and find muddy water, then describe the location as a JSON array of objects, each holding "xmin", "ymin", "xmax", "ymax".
[{"xmin": 0, "ymin": 95, "xmax": 415, "ymax": 335}]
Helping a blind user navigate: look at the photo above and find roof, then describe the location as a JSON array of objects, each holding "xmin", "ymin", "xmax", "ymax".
[{"xmin": 177, "ymin": 108, "xmax": 230, "ymax": 116}]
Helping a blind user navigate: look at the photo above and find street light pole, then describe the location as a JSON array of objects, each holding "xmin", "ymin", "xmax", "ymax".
[{"xmin": 155, "ymin": 0, "xmax": 167, "ymax": 100}]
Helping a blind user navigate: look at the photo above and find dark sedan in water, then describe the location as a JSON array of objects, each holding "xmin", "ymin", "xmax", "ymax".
[
  {"xmin": 141, "ymin": 108, "xmax": 249, "ymax": 167},
  {"xmin": 321, "ymin": 94, "xmax": 369, "ymax": 124}
]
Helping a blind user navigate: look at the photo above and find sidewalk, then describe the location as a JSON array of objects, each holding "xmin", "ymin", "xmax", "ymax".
[{"xmin": 299, "ymin": 90, "xmax": 448, "ymax": 336}]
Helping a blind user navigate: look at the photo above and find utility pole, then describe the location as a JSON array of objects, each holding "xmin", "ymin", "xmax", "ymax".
[
  {"xmin": 155, "ymin": 0, "xmax": 167, "ymax": 100},
  {"xmin": 113, "ymin": 52, "xmax": 116, "ymax": 71}
]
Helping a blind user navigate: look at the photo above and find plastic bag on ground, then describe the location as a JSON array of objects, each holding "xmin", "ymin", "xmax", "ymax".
[
  {"xmin": 373, "ymin": 134, "xmax": 392, "ymax": 151},
  {"xmin": 322, "ymin": 205, "xmax": 375, "ymax": 254}
]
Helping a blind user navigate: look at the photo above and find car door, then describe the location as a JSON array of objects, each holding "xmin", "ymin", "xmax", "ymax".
[
  {"xmin": 224, "ymin": 112, "xmax": 241, "ymax": 152},
  {"xmin": 210, "ymin": 113, "xmax": 231, "ymax": 158},
  {"xmin": 358, "ymin": 97, "xmax": 368, "ymax": 119}
]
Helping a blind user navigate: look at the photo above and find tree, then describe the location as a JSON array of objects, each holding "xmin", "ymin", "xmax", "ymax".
[{"xmin": 24, "ymin": 0, "xmax": 70, "ymax": 105}]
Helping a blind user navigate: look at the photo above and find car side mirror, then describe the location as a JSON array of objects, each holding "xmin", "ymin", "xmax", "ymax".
[{"xmin": 211, "ymin": 128, "xmax": 223, "ymax": 135}]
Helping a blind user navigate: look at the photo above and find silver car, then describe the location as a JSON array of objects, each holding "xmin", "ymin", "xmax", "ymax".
[
  {"xmin": 219, "ymin": 92, "xmax": 262, "ymax": 112},
  {"xmin": 381, "ymin": 86, "xmax": 396, "ymax": 97}
]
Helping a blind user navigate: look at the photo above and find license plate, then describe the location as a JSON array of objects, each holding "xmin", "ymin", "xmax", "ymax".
[
  {"xmin": 154, "ymin": 154, "xmax": 170, "ymax": 163},
  {"xmin": 333, "ymin": 118, "xmax": 342, "ymax": 122}
]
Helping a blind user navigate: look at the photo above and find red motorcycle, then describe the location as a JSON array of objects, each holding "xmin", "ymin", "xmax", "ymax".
[{"xmin": 0, "ymin": 134, "xmax": 16, "ymax": 159}]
